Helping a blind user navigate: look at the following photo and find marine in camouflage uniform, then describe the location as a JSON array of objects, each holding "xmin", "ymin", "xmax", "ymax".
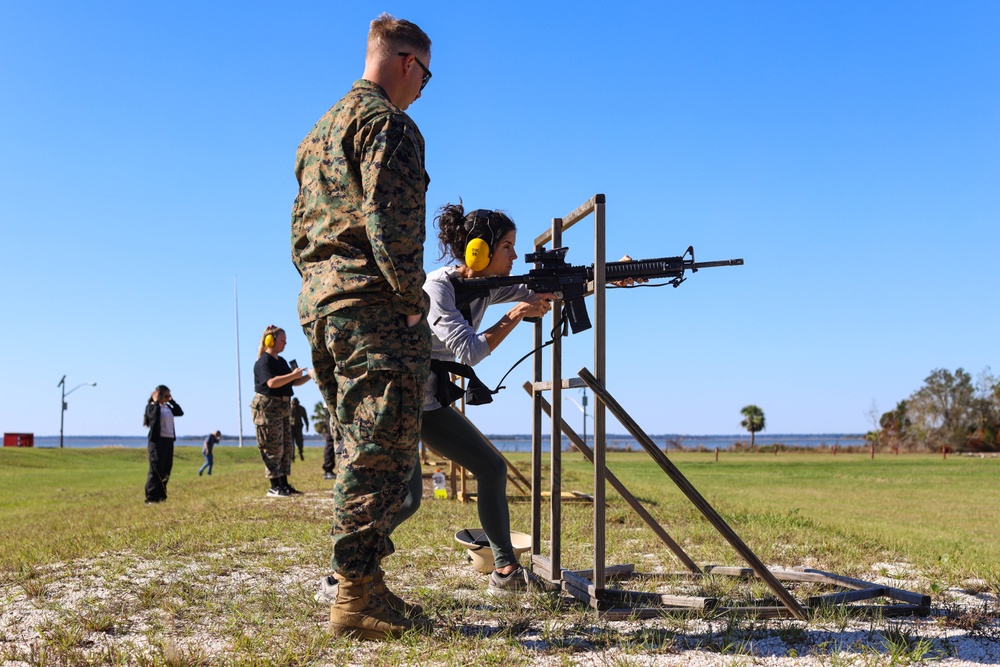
[
  {"xmin": 250, "ymin": 394, "xmax": 294, "ymax": 478},
  {"xmin": 292, "ymin": 77, "xmax": 431, "ymax": 581}
]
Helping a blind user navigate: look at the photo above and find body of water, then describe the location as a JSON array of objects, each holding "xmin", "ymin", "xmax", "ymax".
[{"xmin": 17, "ymin": 433, "xmax": 867, "ymax": 452}]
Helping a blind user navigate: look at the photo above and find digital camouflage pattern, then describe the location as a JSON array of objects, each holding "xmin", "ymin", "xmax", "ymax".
[
  {"xmin": 303, "ymin": 306, "xmax": 430, "ymax": 578},
  {"xmin": 250, "ymin": 394, "xmax": 293, "ymax": 478},
  {"xmin": 291, "ymin": 79, "xmax": 430, "ymax": 325},
  {"xmin": 292, "ymin": 78, "xmax": 432, "ymax": 580}
]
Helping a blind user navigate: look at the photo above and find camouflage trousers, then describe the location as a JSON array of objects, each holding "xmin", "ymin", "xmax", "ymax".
[
  {"xmin": 303, "ymin": 305, "xmax": 430, "ymax": 579},
  {"xmin": 250, "ymin": 394, "xmax": 293, "ymax": 478}
]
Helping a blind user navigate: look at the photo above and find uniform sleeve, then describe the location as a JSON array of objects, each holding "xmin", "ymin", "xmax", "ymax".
[
  {"xmin": 359, "ymin": 114, "xmax": 428, "ymax": 316},
  {"xmin": 425, "ymin": 275, "xmax": 492, "ymax": 367}
]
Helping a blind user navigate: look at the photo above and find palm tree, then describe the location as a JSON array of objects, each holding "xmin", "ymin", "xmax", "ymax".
[
  {"xmin": 740, "ymin": 405, "xmax": 765, "ymax": 448},
  {"xmin": 311, "ymin": 401, "xmax": 330, "ymax": 436}
]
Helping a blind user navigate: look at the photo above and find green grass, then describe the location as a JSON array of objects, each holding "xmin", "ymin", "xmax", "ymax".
[{"xmin": 1, "ymin": 446, "xmax": 997, "ymax": 665}]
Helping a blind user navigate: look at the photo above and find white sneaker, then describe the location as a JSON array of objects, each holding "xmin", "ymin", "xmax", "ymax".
[
  {"xmin": 314, "ymin": 575, "xmax": 337, "ymax": 604},
  {"xmin": 487, "ymin": 566, "xmax": 538, "ymax": 596}
]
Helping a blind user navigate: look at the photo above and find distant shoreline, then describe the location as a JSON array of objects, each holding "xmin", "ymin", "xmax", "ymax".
[{"xmin": 12, "ymin": 433, "xmax": 870, "ymax": 453}]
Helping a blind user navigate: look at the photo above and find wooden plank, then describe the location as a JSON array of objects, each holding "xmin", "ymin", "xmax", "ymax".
[
  {"xmin": 811, "ymin": 604, "xmax": 928, "ymax": 618},
  {"xmin": 531, "ymin": 554, "xmax": 553, "ymax": 582},
  {"xmin": 550, "ymin": 219, "xmax": 563, "ymax": 583},
  {"xmin": 533, "ymin": 195, "xmax": 601, "ymax": 247},
  {"xmin": 661, "ymin": 594, "xmax": 717, "ymax": 610},
  {"xmin": 562, "ymin": 578, "xmax": 594, "ymax": 604},
  {"xmin": 707, "ymin": 566, "xmax": 874, "ymax": 588},
  {"xmin": 527, "ymin": 382, "xmax": 701, "ymax": 574},
  {"xmin": 703, "ymin": 566, "xmax": 756, "ymax": 579},
  {"xmin": 579, "ymin": 368, "xmax": 808, "ymax": 621},
  {"xmin": 531, "ymin": 378, "xmax": 587, "ymax": 392},
  {"xmin": 539, "ymin": 491, "xmax": 594, "ymax": 502},
  {"xmin": 592, "ymin": 200, "xmax": 607, "ymax": 591},
  {"xmin": 531, "ymin": 304, "xmax": 544, "ymax": 557},
  {"xmin": 797, "ymin": 568, "xmax": 931, "ymax": 607},
  {"xmin": 561, "ymin": 572, "xmax": 601, "ymax": 609},
  {"xmin": 562, "ymin": 568, "xmax": 596, "ymax": 597},
  {"xmin": 601, "ymin": 589, "xmax": 716, "ymax": 610},
  {"xmin": 565, "ymin": 563, "xmax": 635, "ymax": 580},
  {"xmin": 808, "ymin": 588, "xmax": 887, "ymax": 606},
  {"xmin": 602, "ymin": 607, "xmax": 687, "ymax": 620}
]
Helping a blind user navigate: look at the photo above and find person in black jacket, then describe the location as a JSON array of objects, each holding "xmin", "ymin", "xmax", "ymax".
[{"xmin": 143, "ymin": 385, "xmax": 183, "ymax": 504}]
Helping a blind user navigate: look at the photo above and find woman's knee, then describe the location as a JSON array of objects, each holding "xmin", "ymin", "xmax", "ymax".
[{"xmin": 481, "ymin": 451, "xmax": 508, "ymax": 484}]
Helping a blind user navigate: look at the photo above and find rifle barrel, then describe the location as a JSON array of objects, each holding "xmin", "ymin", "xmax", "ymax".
[
  {"xmin": 599, "ymin": 256, "xmax": 743, "ymax": 281},
  {"xmin": 691, "ymin": 258, "xmax": 744, "ymax": 270}
]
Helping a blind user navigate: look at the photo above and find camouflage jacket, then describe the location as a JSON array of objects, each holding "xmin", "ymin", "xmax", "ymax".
[{"xmin": 291, "ymin": 79, "xmax": 430, "ymax": 324}]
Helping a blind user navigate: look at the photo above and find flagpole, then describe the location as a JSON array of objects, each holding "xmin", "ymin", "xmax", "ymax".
[{"xmin": 234, "ymin": 275, "xmax": 244, "ymax": 448}]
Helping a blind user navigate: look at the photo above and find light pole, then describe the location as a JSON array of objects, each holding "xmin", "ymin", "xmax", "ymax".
[
  {"xmin": 565, "ymin": 389, "xmax": 590, "ymax": 447},
  {"xmin": 59, "ymin": 375, "xmax": 97, "ymax": 448}
]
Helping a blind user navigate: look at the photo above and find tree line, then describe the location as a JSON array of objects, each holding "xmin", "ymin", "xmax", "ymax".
[{"xmin": 871, "ymin": 367, "xmax": 999, "ymax": 453}]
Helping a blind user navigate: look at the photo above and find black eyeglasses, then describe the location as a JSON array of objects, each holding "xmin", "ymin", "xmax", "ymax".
[{"xmin": 398, "ymin": 51, "xmax": 432, "ymax": 91}]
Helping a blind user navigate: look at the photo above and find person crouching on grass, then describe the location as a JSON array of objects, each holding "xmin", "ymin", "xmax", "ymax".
[{"xmin": 250, "ymin": 325, "xmax": 312, "ymax": 497}]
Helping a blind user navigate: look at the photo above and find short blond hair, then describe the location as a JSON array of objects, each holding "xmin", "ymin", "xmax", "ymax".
[{"xmin": 367, "ymin": 12, "xmax": 431, "ymax": 59}]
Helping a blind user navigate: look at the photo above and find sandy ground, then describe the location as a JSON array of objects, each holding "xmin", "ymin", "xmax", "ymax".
[{"xmin": 2, "ymin": 495, "xmax": 999, "ymax": 666}]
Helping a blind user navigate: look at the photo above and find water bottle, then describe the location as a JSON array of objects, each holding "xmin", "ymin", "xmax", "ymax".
[{"xmin": 431, "ymin": 468, "xmax": 447, "ymax": 499}]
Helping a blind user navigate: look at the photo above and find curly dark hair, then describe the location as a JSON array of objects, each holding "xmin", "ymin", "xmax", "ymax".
[{"xmin": 433, "ymin": 201, "xmax": 516, "ymax": 265}]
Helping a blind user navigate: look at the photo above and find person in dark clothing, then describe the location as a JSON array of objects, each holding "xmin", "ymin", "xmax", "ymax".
[
  {"xmin": 290, "ymin": 398, "xmax": 309, "ymax": 461},
  {"xmin": 143, "ymin": 385, "xmax": 183, "ymax": 504},
  {"xmin": 251, "ymin": 324, "xmax": 311, "ymax": 497},
  {"xmin": 200, "ymin": 430, "xmax": 221, "ymax": 476}
]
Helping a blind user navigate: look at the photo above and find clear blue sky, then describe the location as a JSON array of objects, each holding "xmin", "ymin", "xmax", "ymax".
[{"xmin": 2, "ymin": 1, "xmax": 997, "ymax": 439}]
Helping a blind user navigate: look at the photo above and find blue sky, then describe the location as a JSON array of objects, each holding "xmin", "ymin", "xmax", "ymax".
[{"xmin": 1, "ymin": 1, "xmax": 997, "ymax": 439}]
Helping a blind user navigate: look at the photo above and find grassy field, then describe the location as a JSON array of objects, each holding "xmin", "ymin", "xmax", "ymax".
[{"xmin": 1, "ymin": 445, "xmax": 998, "ymax": 665}]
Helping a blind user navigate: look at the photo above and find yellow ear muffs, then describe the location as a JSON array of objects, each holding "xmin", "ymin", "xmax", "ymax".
[
  {"xmin": 264, "ymin": 333, "xmax": 275, "ymax": 348},
  {"xmin": 465, "ymin": 237, "xmax": 492, "ymax": 272}
]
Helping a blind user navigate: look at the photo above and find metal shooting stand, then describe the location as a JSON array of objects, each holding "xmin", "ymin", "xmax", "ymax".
[{"xmin": 524, "ymin": 194, "xmax": 928, "ymax": 620}]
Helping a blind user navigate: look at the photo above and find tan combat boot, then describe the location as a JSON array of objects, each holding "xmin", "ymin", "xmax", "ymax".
[
  {"xmin": 373, "ymin": 567, "xmax": 424, "ymax": 617},
  {"xmin": 328, "ymin": 574, "xmax": 431, "ymax": 640}
]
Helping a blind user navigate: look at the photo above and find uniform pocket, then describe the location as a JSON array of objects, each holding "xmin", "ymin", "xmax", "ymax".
[
  {"xmin": 351, "ymin": 369, "xmax": 421, "ymax": 445},
  {"xmin": 250, "ymin": 394, "xmax": 267, "ymax": 426}
]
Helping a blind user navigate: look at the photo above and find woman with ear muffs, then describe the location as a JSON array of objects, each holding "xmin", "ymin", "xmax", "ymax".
[{"xmin": 250, "ymin": 325, "xmax": 312, "ymax": 497}]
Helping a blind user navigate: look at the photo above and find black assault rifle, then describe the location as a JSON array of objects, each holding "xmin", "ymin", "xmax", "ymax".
[{"xmin": 454, "ymin": 246, "xmax": 743, "ymax": 335}]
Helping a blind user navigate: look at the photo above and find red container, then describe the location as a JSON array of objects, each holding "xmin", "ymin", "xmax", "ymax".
[{"xmin": 3, "ymin": 433, "xmax": 34, "ymax": 447}]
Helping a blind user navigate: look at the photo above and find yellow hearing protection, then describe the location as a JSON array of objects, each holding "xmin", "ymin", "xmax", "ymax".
[
  {"xmin": 464, "ymin": 209, "xmax": 495, "ymax": 272},
  {"xmin": 264, "ymin": 329, "xmax": 276, "ymax": 348},
  {"xmin": 465, "ymin": 238, "xmax": 491, "ymax": 271}
]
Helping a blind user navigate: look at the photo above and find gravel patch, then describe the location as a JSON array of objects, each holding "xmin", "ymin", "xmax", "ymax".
[{"xmin": 2, "ymin": 528, "xmax": 998, "ymax": 665}]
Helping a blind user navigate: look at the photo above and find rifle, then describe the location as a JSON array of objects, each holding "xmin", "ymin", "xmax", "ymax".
[{"xmin": 454, "ymin": 246, "xmax": 743, "ymax": 335}]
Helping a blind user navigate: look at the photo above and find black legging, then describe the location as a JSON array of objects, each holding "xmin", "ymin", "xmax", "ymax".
[{"xmin": 392, "ymin": 405, "xmax": 516, "ymax": 570}]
